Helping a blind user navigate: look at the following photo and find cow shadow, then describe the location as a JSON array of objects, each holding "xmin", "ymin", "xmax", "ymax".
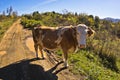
[{"xmin": 0, "ymin": 58, "xmax": 67, "ymax": 80}]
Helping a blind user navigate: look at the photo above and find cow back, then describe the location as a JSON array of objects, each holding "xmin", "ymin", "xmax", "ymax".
[{"xmin": 33, "ymin": 28, "xmax": 60, "ymax": 49}]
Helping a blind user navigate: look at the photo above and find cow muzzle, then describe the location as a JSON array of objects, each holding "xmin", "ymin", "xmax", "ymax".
[{"xmin": 79, "ymin": 44, "xmax": 86, "ymax": 49}]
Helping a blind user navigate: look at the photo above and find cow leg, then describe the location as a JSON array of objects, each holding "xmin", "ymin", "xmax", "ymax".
[
  {"xmin": 34, "ymin": 44, "xmax": 39, "ymax": 58},
  {"xmin": 62, "ymin": 50, "xmax": 68, "ymax": 67},
  {"xmin": 38, "ymin": 45, "xmax": 44, "ymax": 59}
]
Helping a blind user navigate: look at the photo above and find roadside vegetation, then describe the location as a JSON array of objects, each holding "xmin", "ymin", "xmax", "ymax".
[
  {"xmin": 21, "ymin": 11, "xmax": 120, "ymax": 80},
  {"xmin": 0, "ymin": 6, "xmax": 18, "ymax": 41}
]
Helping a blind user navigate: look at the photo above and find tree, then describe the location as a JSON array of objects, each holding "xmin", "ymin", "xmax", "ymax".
[
  {"xmin": 32, "ymin": 11, "xmax": 42, "ymax": 20},
  {"xmin": 94, "ymin": 16, "xmax": 100, "ymax": 28},
  {"xmin": 78, "ymin": 13, "xmax": 89, "ymax": 25},
  {"xmin": 8, "ymin": 6, "xmax": 13, "ymax": 16},
  {"xmin": 12, "ymin": 11, "xmax": 18, "ymax": 18},
  {"xmin": 75, "ymin": 12, "xmax": 78, "ymax": 16},
  {"xmin": 6, "ymin": 8, "xmax": 9, "ymax": 15},
  {"xmin": 87, "ymin": 15, "xmax": 94, "ymax": 26},
  {"xmin": 2, "ymin": 11, "xmax": 5, "ymax": 16}
]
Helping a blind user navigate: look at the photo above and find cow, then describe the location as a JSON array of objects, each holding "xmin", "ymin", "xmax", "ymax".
[{"xmin": 32, "ymin": 24, "xmax": 95, "ymax": 67}]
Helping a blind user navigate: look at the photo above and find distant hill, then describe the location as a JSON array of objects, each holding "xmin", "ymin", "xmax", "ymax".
[{"xmin": 103, "ymin": 17, "xmax": 120, "ymax": 22}]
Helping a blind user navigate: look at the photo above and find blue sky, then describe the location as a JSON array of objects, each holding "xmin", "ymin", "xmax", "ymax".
[{"xmin": 0, "ymin": 0, "xmax": 120, "ymax": 18}]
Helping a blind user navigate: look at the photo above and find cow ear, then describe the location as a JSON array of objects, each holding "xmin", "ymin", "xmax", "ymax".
[{"xmin": 87, "ymin": 27, "xmax": 95, "ymax": 37}]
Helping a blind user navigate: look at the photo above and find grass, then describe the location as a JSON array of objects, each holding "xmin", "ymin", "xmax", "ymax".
[
  {"xmin": 68, "ymin": 50, "xmax": 120, "ymax": 80},
  {"xmin": 0, "ymin": 18, "xmax": 16, "ymax": 41},
  {"xmin": 56, "ymin": 48, "xmax": 120, "ymax": 80}
]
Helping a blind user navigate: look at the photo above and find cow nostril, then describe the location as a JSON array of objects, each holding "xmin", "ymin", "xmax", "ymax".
[{"xmin": 79, "ymin": 45, "xmax": 86, "ymax": 48}]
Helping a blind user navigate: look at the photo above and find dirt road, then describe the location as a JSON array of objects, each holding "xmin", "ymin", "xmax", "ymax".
[{"xmin": 0, "ymin": 19, "xmax": 82, "ymax": 80}]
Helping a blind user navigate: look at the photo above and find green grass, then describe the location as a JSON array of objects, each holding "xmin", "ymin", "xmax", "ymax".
[
  {"xmin": 68, "ymin": 50, "xmax": 120, "ymax": 80},
  {"xmin": 55, "ymin": 48, "xmax": 120, "ymax": 80},
  {"xmin": 0, "ymin": 18, "xmax": 16, "ymax": 41}
]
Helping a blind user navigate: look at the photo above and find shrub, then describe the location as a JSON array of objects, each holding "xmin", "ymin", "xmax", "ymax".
[{"xmin": 21, "ymin": 17, "xmax": 42, "ymax": 28}]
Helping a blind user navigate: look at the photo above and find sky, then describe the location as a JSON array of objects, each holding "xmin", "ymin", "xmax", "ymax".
[{"xmin": 0, "ymin": 0, "xmax": 120, "ymax": 18}]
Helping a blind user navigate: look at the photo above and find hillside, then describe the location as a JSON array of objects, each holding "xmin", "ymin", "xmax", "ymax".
[
  {"xmin": 103, "ymin": 17, "xmax": 120, "ymax": 22},
  {"xmin": 20, "ymin": 11, "xmax": 120, "ymax": 80},
  {"xmin": 0, "ymin": 11, "xmax": 120, "ymax": 80}
]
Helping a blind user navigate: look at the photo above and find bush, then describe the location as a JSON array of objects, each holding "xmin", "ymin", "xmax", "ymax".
[{"xmin": 21, "ymin": 17, "xmax": 42, "ymax": 28}]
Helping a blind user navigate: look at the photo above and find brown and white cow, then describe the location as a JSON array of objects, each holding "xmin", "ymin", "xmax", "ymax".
[{"xmin": 32, "ymin": 24, "xmax": 95, "ymax": 67}]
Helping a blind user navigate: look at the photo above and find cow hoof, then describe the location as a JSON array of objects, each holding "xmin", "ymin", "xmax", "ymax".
[
  {"xmin": 41, "ymin": 57, "xmax": 45, "ymax": 60},
  {"xmin": 36, "ymin": 57, "xmax": 40, "ymax": 60},
  {"xmin": 65, "ymin": 65, "xmax": 69, "ymax": 68},
  {"xmin": 64, "ymin": 63, "xmax": 69, "ymax": 68}
]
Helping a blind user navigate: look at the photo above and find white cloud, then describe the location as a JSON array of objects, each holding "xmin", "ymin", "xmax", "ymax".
[
  {"xmin": 31, "ymin": 0, "xmax": 57, "ymax": 10},
  {"xmin": 20, "ymin": 0, "xmax": 58, "ymax": 14}
]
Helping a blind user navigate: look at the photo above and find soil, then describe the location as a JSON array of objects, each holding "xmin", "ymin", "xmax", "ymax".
[{"xmin": 0, "ymin": 19, "xmax": 84, "ymax": 80}]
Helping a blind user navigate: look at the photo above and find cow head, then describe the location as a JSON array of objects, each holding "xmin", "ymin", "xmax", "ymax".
[{"xmin": 76, "ymin": 24, "xmax": 95, "ymax": 48}]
